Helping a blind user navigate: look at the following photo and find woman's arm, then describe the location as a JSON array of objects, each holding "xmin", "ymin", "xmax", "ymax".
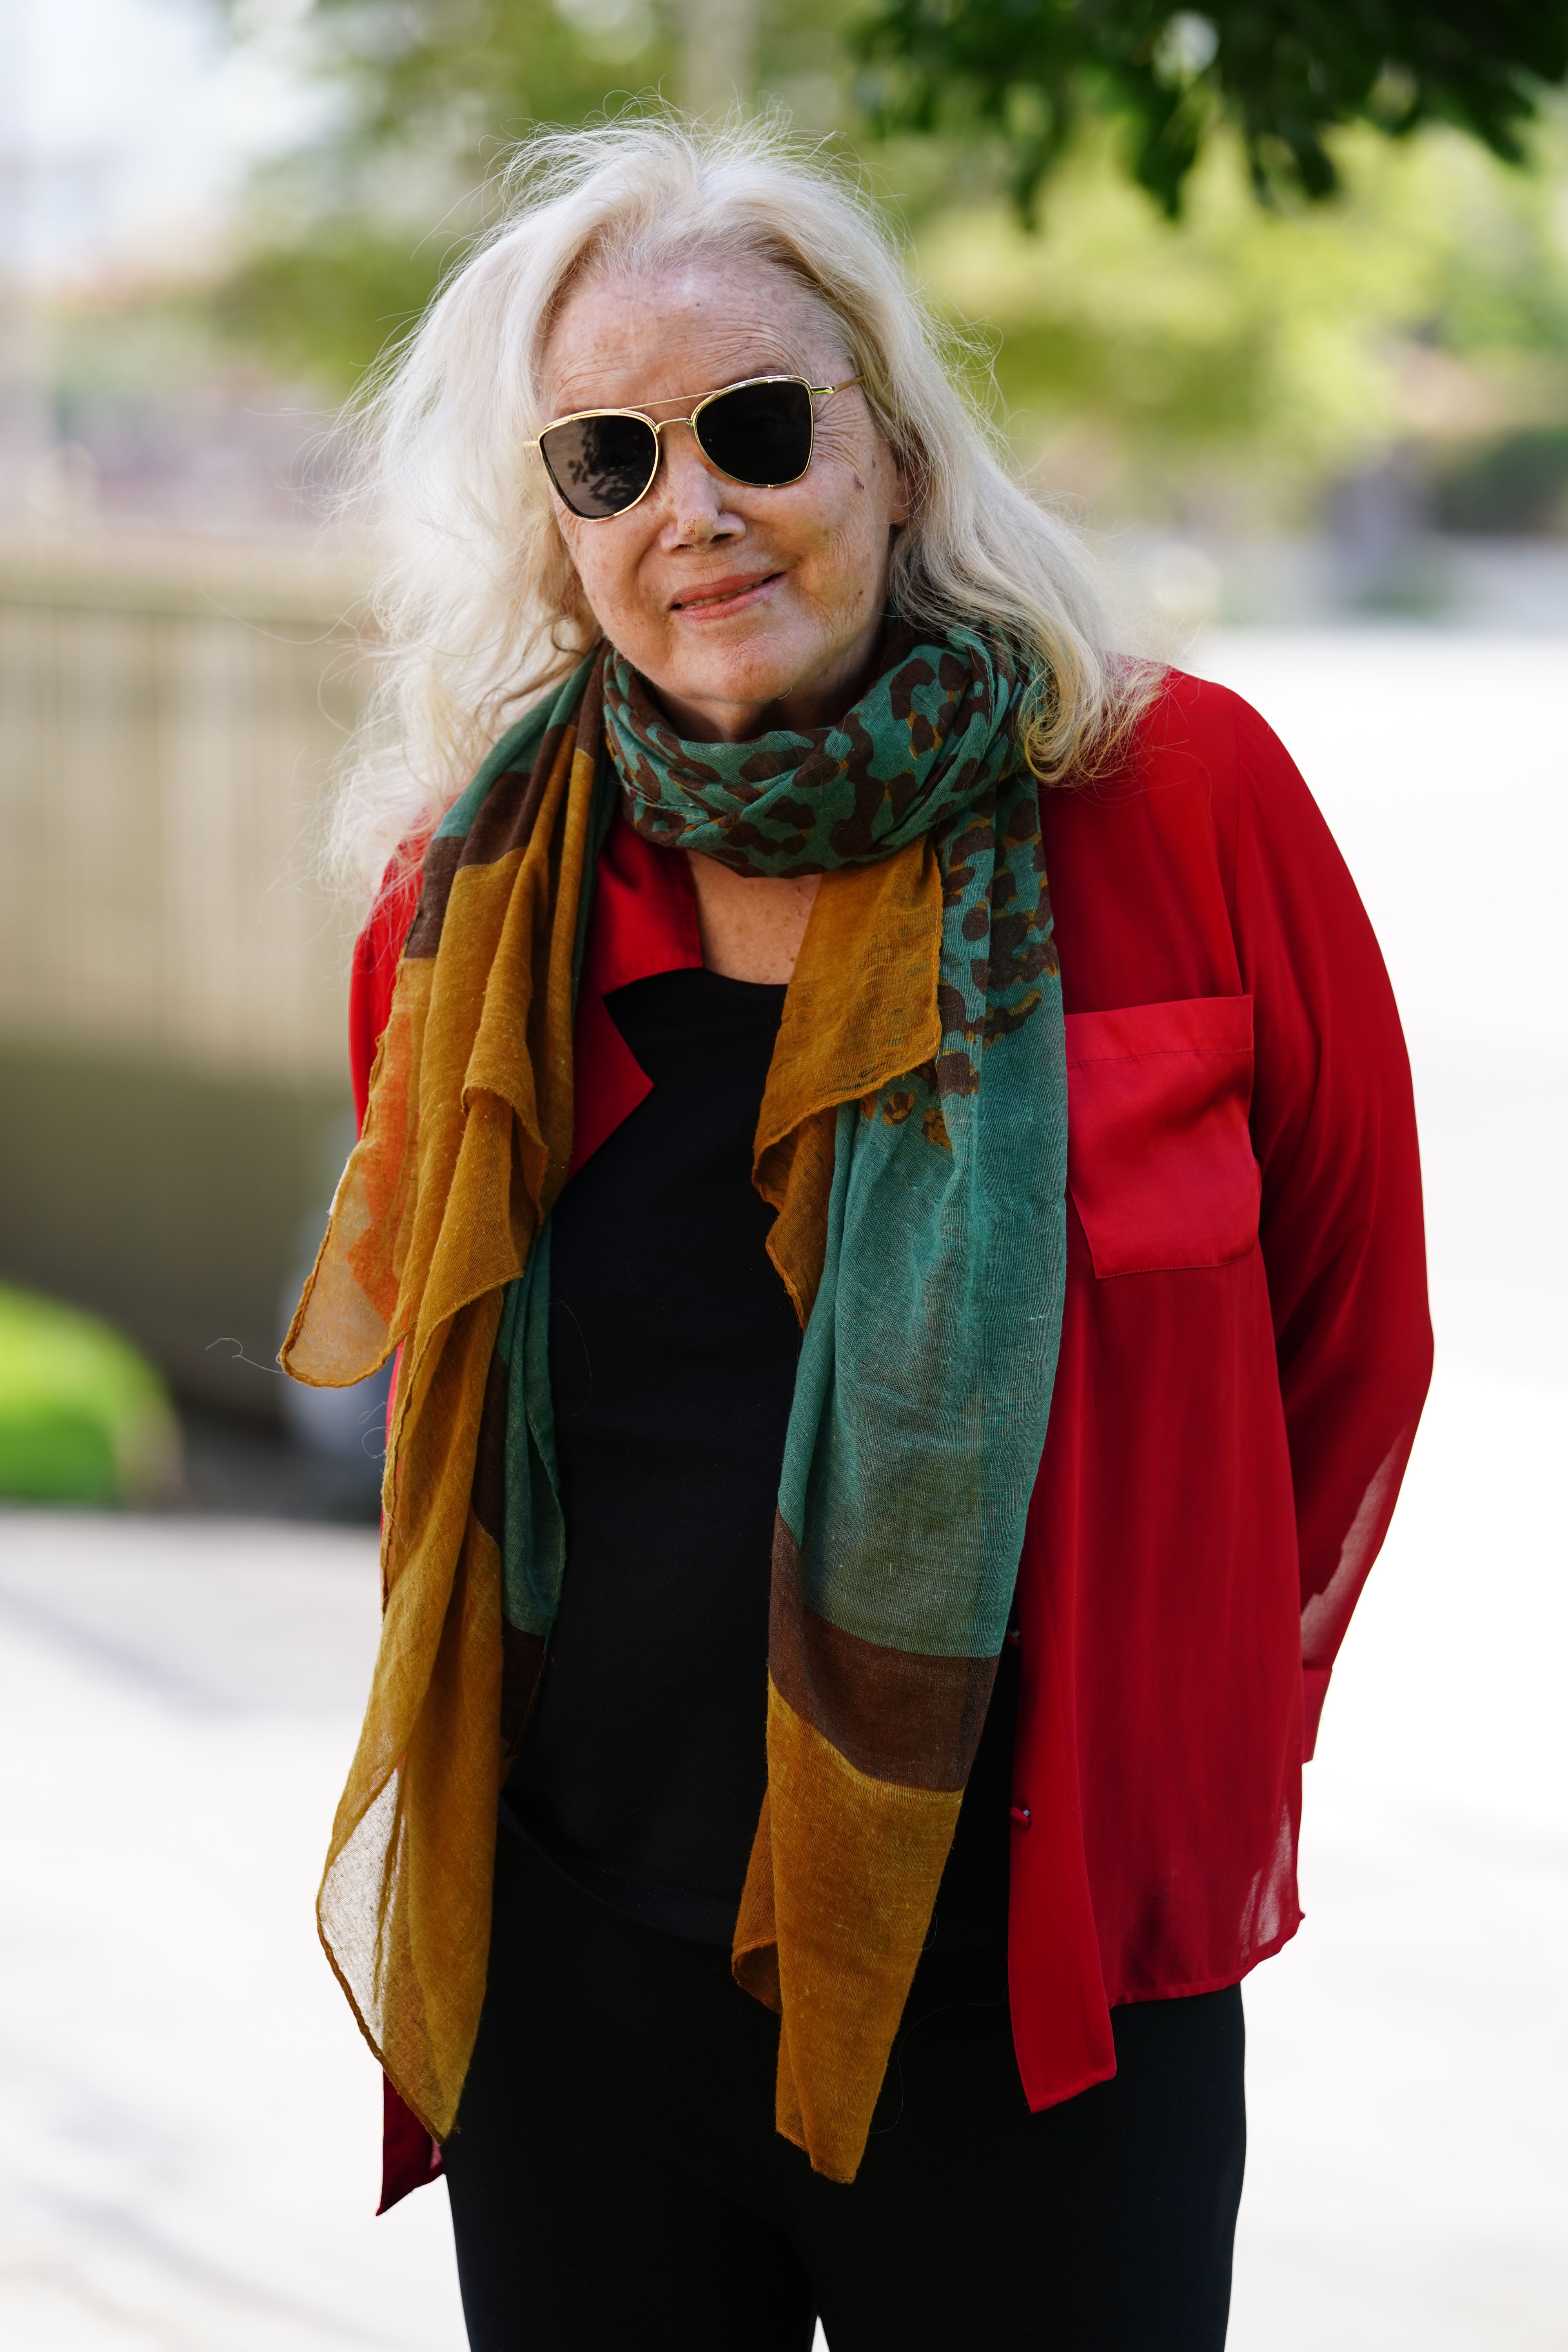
[{"xmin": 1234, "ymin": 697, "xmax": 1434, "ymax": 1757}]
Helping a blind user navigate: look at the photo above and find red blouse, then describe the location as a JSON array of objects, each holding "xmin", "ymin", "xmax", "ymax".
[{"xmin": 354, "ymin": 670, "xmax": 1432, "ymax": 2197}]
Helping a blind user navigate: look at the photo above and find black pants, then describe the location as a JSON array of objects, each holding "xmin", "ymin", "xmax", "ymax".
[{"xmin": 443, "ymin": 1829, "xmax": 1246, "ymax": 2351}]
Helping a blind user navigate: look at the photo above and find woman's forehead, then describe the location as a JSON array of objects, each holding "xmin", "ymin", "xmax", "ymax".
[{"xmin": 542, "ymin": 260, "xmax": 844, "ymax": 413}]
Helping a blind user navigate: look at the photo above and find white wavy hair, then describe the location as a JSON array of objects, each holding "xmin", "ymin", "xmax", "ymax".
[{"xmin": 331, "ymin": 111, "xmax": 1144, "ymax": 901}]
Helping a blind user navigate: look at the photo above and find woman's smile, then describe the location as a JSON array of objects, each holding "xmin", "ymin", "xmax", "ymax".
[{"xmin": 667, "ymin": 567, "xmax": 785, "ymax": 620}]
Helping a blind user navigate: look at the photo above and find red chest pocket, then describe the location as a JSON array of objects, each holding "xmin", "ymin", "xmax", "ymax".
[{"xmin": 1065, "ymin": 996, "xmax": 1259, "ymax": 1278}]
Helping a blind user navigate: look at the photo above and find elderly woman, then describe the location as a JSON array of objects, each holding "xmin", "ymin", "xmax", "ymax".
[{"xmin": 286, "ymin": 119, "xmax": 1430, "ymax": 2352}]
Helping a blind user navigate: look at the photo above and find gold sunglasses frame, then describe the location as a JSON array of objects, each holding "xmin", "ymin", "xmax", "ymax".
[{"xmin": 527, "ymin": 373, "xmax": 862, "ymax": 519}]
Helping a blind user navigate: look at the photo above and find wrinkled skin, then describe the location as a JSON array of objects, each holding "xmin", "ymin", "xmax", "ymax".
[{"xmin": 541, "ymin": 256, "xmax": 909, "ymax": 979}]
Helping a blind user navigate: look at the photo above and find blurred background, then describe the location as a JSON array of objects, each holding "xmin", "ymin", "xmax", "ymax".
[{"xmin": 0, "ymin": 4, "xmax": 1563, "ymax": 2348}]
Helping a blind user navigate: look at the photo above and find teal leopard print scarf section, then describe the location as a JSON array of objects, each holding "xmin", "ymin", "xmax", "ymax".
[{"xmin": 603, "ymin": 619, "xmax": 1034, "ymax": 877}]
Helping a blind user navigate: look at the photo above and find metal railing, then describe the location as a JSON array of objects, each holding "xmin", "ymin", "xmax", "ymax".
[
  {"xmin": 0, "ymin": 533, "xmax": 369, "ymax": 1086},
  {"xmin": 0, "ymin": 533, "xmax": 374, "ymax": 1414}
]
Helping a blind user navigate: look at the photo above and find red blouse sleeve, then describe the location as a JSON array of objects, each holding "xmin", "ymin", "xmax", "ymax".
[
  {"xmin": 1231, "ymin": 697, "xmax": 1434, "ymax": 1756},
  {"xmin": 348, "ymin": 858, "xmax": 422, "ymax": 1135}
]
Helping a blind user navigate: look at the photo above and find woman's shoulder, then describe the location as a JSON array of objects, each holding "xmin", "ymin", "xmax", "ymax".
[
  {"xmin": 1075, "ymin": 661, "xmax": 1317, "ymax": 864},
  {"xmin": 1041, "ymin": 662, "xmax": 1332, "ymax": 1005},
  {"xmin": 1128, "ymin": 662, "xmax": 1298, "ymax": 788},
  {"xmin": 1047, "ymin": 664, "xmax": 1266, "ymax": 853}
]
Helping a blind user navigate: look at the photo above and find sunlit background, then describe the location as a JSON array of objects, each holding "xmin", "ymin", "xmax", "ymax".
[{"xmin": 0, "ymin": 4, "xmax": 1564, "ymax": 2347}]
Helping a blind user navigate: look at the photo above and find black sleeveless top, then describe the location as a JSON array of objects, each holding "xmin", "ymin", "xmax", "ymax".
[{"xmin": 501, "ymin": 965, "xmax": 1015, "ymax": 1946}]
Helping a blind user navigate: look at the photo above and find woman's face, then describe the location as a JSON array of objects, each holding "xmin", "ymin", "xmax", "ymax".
[{"xmin": 540, "ymin": 255, "xmax": 909, "ymax": 742}]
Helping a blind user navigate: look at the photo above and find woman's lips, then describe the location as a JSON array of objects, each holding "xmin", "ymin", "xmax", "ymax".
[{"xmin": 669, "ymin": 571, "xmax": 782, "ymax": 619}]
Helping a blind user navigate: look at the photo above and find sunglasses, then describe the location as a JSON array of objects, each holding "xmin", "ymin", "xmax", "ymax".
[{"xmin": 528, "ymin": 373, "xmax": 862, "ymax": 521}]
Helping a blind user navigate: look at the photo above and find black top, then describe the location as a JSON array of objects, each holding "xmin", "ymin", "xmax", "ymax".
[{"xmin": 502, "ymin": 964, "xmax": 1014, "ymax": 1946}]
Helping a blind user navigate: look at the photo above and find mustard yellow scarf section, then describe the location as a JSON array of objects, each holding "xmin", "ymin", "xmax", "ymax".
[{"xmin": 283, "ymin": 675, "xmax": 599, "ymax": 2136}]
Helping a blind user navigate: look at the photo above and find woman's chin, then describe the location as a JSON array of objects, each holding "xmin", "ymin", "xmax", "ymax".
[{"xmin": 644, "ymin": 645, "xmax": 824, "ymax": 737}]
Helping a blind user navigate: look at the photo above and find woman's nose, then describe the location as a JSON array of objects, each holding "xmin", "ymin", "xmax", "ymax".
[{"xmin": 657, "ymin": 427, "xmax": 739, "ymax": 545}]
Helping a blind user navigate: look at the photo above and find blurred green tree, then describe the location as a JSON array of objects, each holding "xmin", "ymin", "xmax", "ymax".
[
  {"xmin": 209, "ymin": 0, "xmax": 846, "ymax": 387},
  {"xmin": 853, "ymin": 3, "xmax": 1568, "ymax": 220},
  {"xmin": 196, "ymin": 1, "xmax": 1568, "ymax": 545},
  {"xmin": 915, "ymin": 113, "xmax": 1568, "ymax": 527},
  {"xmin": 212, "ymin": 1, "xmax": 1568, "ymax": 395},
  {"xmin": 208, "ymin": 0, "xmax": 669, "ymax": 385}
]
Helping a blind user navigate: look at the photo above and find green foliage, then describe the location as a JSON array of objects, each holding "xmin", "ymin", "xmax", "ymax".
[
  {"xmin": 233, "ymin": 0, "xmax": 677, "ymax": 161},
  {"xmin": 851, "ymin": 1, "xmax": 1568, "ymax": 220},
  {"xmin": 911, "ymin": 116, "xmax": 1568, "ymax": 521},
  {"xmin": 195, "ymin": 2, "xmax": 1568, "ymax": 530},
  {"xmin": 0, "ymin": 1286, "xmax": 179, "ymax": 1505},
  {"xmin": 208, "ymin": 219, "xmax": 459, "ymax": 390},
  {"xmin": 208, "ymin": 0, "xmax": 675, "ymax": 387},
  {"xmin": 1434, "ymin": 425, "xmax": 1568, "ymax": 532},
  {"xmin": 210, "ymin": 0, "xmax": 853, "ymax": 390}
]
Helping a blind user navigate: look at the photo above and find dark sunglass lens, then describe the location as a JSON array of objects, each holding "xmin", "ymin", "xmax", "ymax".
[
  {"xmin": 539, "ymin": 413, "xmax": 658, "ymax": 518},
  {"xmin": 696, "ymin": 379, "xmax": 814, "ymax": 486}
]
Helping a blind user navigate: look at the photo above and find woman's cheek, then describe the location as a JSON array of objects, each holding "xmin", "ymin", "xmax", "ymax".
[{"xmin": 574, "ymin": 554, "xmax": 635, "ymax": 640}]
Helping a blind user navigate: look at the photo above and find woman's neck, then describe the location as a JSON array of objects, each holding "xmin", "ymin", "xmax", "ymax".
[{"xmin": 685, "ymin": 855, "xmax": 822, "ymax": 982}]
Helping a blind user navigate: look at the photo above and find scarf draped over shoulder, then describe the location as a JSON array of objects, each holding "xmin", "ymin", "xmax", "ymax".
[{"xmin": 284, "ymin": 622, "xmax": 1069, "ymax": 2183}]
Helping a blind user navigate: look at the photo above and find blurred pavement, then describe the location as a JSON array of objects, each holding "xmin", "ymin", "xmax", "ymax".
[
  {"xmin": 1193, "ymin": 628, "xmax": 1568, "ymax": 2351},
  {"xmin": 1, "ymin": 628, "xmax": 1564, "ymax": 2348}
]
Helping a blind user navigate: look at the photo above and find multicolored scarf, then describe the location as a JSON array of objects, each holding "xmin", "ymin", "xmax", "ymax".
[{"xmin": 283, "ymin": 621, "xmax": 1069, "ymax": 2183}]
